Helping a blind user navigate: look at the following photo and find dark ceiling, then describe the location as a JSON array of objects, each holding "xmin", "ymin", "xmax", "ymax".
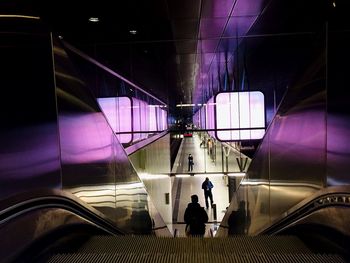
[{"xmin": 1, "ymin": 0, "xmax": 348, "ymax": 117}]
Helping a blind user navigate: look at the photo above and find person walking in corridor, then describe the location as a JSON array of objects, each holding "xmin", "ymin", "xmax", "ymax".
[
  {"xmin": 184, "ymin": 194, "xmax": 208, "ymax": 236},
  {"xmin": 188, "ymin": 153, "xmax": 194, "ymax": 171},
  {"xmin": 202, "ymin": 177, "xmax": 214, "ymax": 209}
]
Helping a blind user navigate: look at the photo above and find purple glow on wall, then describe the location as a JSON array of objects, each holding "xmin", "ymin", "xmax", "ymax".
[
  {"xmin": 0, "ymin": 124, "xmax": 61, "ymax": 179},
  {"xmin": 149, "ymin": 106, "xmax": 157, "ymax": 132},
  {"xmin": 98, "ymin": 97, "xmax": 168, "ymax": 144},
  {"xmin": 97, "ymin": 97, "xmax": 132, "ymax": 143},
  {"xmin": 206, "ymin": 98, "xmax": 215, "ymax": 137},
  {"xmin": 132, "ymin": 99, "xmax": 141, "ymax": 141},
  {"xmin": 216, "ymin": 91, "xmax": 265, "ymax": 140},
  {"xmin": 156, "ymin": 107, "xmax": 168, "ymax": 131},
  {"xmin": 59, "ymin": 113, "xmax": 116, "ymax": 164},
  {"xmin": 139, "ymin": 100, "xmax": 148, "ymax": 140}
]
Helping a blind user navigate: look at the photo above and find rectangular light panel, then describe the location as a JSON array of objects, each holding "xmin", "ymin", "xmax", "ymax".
[
  {"xmin": 215, "ymin": 91, "xmax": 265, "ymax": 141},
  {"xmin": 97, "ymin": 97, "xmax": 132, "ymax": 143}
]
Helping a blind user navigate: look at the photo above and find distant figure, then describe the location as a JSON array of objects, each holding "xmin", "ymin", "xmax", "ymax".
[
  {"xmin": 201, "ymin": 177, "xmax": 214, "ymax": 209},
  {"xmin": 207, "ymin": 139, "xmax": 212, "ymax": 155},
  {"xmin": 200, "ymin": 137, "xmax": 206, "ymax": 148},
  {"xmin": 228, "ymin": 200, "xmax": 250, "ymax": 235},
  {"xmin": 188, "ymin": 154, "xmax": 194, "ymax": 171},
  {"xmin": 184, "ymin": 194, "xmax": 208, "ymax": 236}
]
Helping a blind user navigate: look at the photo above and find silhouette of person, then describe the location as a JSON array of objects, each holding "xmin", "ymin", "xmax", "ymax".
[
  {"xmin": 201, "ymin": 177, "xmax": 214, "ymax": 209},
  {"xmin": 228, "ymin": 200, "xmax": 250, "ymax": 235},
  {"xmin": 184, "ymin": 194, "xmax": 208, "ymax": 236},
  {"xmin": 188, "ymin": 153, "xmax": 194, "ymax": 171}
]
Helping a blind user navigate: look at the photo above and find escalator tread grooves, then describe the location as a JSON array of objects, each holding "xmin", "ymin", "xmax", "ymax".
[
  {"xmin": 78, "ymin": 235, "xmax": 312, "ymax": 254},
  {"xmin": 48, "ymin": 253, "xmax": 346, "ymax": 263},
  {"xmin": 55, "ymin": 236, "xmax": 346, "ymax": 263}
]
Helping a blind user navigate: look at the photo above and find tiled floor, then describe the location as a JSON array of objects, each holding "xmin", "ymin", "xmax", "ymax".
[
  {"xmin": 171, "ymin": 133, "xmax": 250, "ymax": 174},
  {"xmin": 170, "ymin": 175, "xmax": 229, "ymax": 237},
  {"xmin": 142, "ymin": 133, "xmax": 248, "ymax": 237},
  {"xmin": 168, "ymin": 133, "xmax": 248, "ymax": 237}
]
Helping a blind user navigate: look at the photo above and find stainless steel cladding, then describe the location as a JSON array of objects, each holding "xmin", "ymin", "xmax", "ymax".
[
  {"xmin": 0, "ymin": 19, "xmax": 169, "ymax": 236},
  {"xmin": 0, "ymin": 20, "xmax": 61, "ymax": 200}
]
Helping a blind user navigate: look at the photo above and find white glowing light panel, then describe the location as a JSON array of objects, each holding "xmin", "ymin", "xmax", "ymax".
[
  {"xmin": 206, "ymin": 97, "xmax": 215, "ymax": 138},
  {"xmin": 215, "ymin": 91, "xmax": 265, "ymax": 140},
  {"xmin": 99, "ymin": 97, "xmax": 168, "ymax": 144},
  {"xmin": 97, "ymin": 97, "xmax": 132, "ymax": 143}
]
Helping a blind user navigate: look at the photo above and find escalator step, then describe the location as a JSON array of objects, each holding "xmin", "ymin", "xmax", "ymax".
[
  {"xmin": 47, "ymin": 253, "xmax": 346, "ymax": 263},
  {"xmin": 77, "ymin": 235, "xmax": 311, "ymax": 254}
]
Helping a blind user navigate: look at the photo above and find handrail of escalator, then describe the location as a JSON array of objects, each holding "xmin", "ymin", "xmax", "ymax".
[
  {"xmin": 0, "ymin": 189, "xmax": 126, "ymax": 236},
  {"xmin": 258, "ymin": 186, "xmax": 350, "ymax": 235}
]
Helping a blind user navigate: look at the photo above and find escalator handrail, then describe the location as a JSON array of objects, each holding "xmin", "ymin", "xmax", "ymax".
[
  {"xmin": 258, "ymin": 186, "xmax": 350, "ymax": 235},
  {"xmin": 0, "ymin": 189, "xmax": 126, "ymax": 236}
]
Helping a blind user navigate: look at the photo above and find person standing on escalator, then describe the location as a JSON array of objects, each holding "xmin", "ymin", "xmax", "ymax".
[
  {"xmin": 184, "ymin": 194, "xmax": 208, "ymax": 236},
  {"xmin": 202, "ymin": 177, "xmax": 214, "ymax": 209},
  {"xmin": 188, "ymin": 153, "xmax": 194, "ymax": 172}
]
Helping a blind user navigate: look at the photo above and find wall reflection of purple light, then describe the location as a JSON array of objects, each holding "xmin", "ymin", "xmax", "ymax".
[
  {"xmin": 0, "ymin": 124, "xmax": 61, "ymax": 178},
  {"xmin": 59, "ymin": 113, "xmax": 117, "ymax": 164}
]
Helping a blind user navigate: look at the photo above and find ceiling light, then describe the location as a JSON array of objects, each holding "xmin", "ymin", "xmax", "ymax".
[
  {"xmin": 88, "ymin": 17, "xmax": 99, "ymax": 22},
  {"xmin": 332, "ymin": 1, "xmax": 336, "ymax": 7},
  {"xmin": 129, "ymin": 29, "xmax": 137, "ymax": 35}
]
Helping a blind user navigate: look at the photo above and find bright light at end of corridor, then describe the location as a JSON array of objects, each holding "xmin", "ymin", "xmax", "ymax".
[
  {"xmin": 194, "ymin": 173, "xmax": 225, "ymax": 177},
  {"xmin": 228, "ymin": 172, "xmax": 246, "ymax": 177},
  {"xmin": 175, "ymin": 174, "xmax": 191, "ymax": 178}
]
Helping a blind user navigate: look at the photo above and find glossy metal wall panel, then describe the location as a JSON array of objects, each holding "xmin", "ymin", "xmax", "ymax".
[
  {"xmin": 217, "ymin": 34, "xmax": 327, "ymax": 236},
  {"xmin": 139, "ymin": 175, "xmax": 173, "ymax": 232},
  {"xmin": 55, "ymin": 40, "xmax": 169, "ymax": 235},
  {"xmin": 129, "ymin": 134, "xmax": 171, "ymax": 174},
  {"xmin": 0, "ymin": 22, "xmax": 61, "ymax": 200},
  {"xmin": 327, "ymin": 30, "xmax": 350, "ymax": 186},
  {"xmin": 128, "ymin": 134, "xmax": 172, "ymax": 230}
]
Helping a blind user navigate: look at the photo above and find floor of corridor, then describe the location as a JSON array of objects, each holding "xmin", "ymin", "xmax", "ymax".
[{"xmin": 167, "ymin": 133, "xmax": 247, "ymax": 237}]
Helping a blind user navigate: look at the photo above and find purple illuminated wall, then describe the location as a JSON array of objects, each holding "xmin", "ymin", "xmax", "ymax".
[
  {"xmin": 149, "ymin": 105, "xmax": 157, "ymax": 132},
  {"xmin": 193, "ymin": 110, "xmax": 200, "ymax": 128},
  {"xmin": 98, "ymin": 97, "xmax": 168, "ymax": 144},
  {"xmin": 133, "ymin": 98, "xmax": 149, "ymax": 141},
  {"xmin": 215, "ymin": 91, "xmax": 265, "ymax": 141},
  {"xmin": 206, "ymin": 98, "xmax": 215, "ymax": 137},
  {"xmin": 97, "ymin": 97, "xmax": 132, "ymax": 143},
  {"xmin": 156, "ymin": 107, "xmax": 168, "ymax": 131}
]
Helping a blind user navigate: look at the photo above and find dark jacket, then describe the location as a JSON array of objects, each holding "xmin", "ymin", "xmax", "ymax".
[
  {"xmin": 202, "ymin": 180, "xmax": 213, "ymax": 192},
  {"xmin": 184, "ymin": 202, "xmax": 208, "ymax": 235}
]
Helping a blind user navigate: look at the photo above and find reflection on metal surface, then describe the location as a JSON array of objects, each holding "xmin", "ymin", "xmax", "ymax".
[
  {"xmin": 54, "ymin": 39, "xmax": 170, "ymax": 235},
  {"xmin": 217, "ymin": 50, "xmax": 328, "ymax": 237},
  {"xmin": 0, "ymin": 24, "xmax": 61, "ymax": 200},
  {"xmin": 0, "ymin": 208, "xmax": 92, "ymax": 263},
  {"xmin": 258, "ymin": 186, "xmax": 350, "ymax": 237}
]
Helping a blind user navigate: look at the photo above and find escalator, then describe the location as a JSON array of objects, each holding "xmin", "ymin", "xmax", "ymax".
[
  {"xmin": 46, "ymin": 235, "xmax": 345, "ymax": 263},
  {"xmin": 1, "ymin": 189, "xmax": 349, "ymax": 263}
]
